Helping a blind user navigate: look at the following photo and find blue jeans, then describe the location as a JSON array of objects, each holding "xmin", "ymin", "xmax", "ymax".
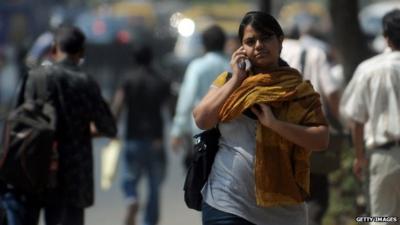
[
  {"xmin": 1, "ymin": 192, "xmax": 83, "ymax": 225},
  {"xmin": 202, "ymin": 203, "xmax": 255, "ymax": 225},
  {"xmin": 121, "ymin": 139, "xmax": 166, "ymax": 225}
]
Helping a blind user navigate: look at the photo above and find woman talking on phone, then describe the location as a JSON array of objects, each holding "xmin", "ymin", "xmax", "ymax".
[{"xmin": 193, "ymin": 11, "xmax": 329, "ymax": 225}]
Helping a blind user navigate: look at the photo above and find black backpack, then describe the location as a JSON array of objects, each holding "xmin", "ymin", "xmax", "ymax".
[{"xmin": 0, "ymin": 66, "xmax": 57, "ymax": 194}]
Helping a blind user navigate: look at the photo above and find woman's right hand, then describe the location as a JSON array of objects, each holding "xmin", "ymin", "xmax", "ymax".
[{"xmin": 231, "ymin": 46, "xmax": 249, "ymax": 81}]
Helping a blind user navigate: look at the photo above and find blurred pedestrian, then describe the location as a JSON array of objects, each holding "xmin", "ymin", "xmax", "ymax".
[
  {"xmin": 0, "ymin": 25, "xmax": 117, "ymax": 225},
  {"xmin": 340, "ymin": 9, "xmax": 400, "ymax": 223},
  {"xmin": 281, "ymin": 37, "xmax": 343, "ymax": 225},
  {"xmin": 170, "ymin": 24, "xmax": 229, "ymax": 169},
  {"xmin": 193, "ymin": 11, "xmax": 329, "ymax": 225},
  {"xmin": 25, "ymin": 31, "xmax": 54, "ymax": 68},
  {"xmin": 112, "ymin": 45, "xmax": 171, "ymax": 225},
  {"xmin": 25, "ymin": 16, "xmax": 67, "ymax": 69},
  {"xmin": 224, "ymin": 34, "xmax": 241, "ymax": 57}
]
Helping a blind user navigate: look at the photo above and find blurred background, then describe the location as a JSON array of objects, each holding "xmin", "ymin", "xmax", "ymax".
[{"xmin": 0, "ymin": 0, "xmax": 399, "ymax": 225}]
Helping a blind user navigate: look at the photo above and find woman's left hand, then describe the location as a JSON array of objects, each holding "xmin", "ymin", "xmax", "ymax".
[
  {"xmin": 252, "ymin": 103, "xmax": 329, "ymax": 150},
  {"xmin": 251, "ymin": 103, "xmax": 277, "ymax": 128}
]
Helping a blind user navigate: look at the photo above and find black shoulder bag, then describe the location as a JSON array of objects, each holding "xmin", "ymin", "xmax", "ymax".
[
  {"xmin": 183, "ymin": 126, "xmax": 220, "ymax": 211},
  {"xmin": 183, "ymin": 72, "xmax": 231, "ymax": 211}
]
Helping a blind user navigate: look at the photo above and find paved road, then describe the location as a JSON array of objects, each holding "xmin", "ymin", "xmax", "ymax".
[
  {"xmin": 86, "ymin": 138, "xmax": 202, "ymax": 225},
  {"xmin": 38, "ymin": 137, "xmax": 201, "ymax": 225}
]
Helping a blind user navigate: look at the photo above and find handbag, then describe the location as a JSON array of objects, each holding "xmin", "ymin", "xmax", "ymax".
[
  {"xmin": 100, "ymin": 139, "xmax": 122, "ymax": 190},
  {"xmin": 183, "ymin": 126, "xmax": 220, "ymax": 211}
]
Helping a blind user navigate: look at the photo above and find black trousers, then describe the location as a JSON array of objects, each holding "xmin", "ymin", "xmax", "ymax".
[{"xmin": 307, "ymin": 173, "xmax": 329, "ymax": 225}]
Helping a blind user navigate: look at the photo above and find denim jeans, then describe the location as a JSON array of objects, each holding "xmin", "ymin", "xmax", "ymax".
[
  {"xmin": 202, "ymin": 203, "xmax": 255, "ymax": 225},
  {"xmin": 1, "ymin": 192, "xmax": 41, "ymax": 225},
  {"xmin": 1, "ymin": 192, "xmax": 84, "ymax": 225},
  {"xmin": 121, "ymin": 139, "xmax": 166, "ymax": 225}
]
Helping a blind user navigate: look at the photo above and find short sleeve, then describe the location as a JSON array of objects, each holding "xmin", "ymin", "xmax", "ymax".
[
  {"xmin": 340, "ymin": 67, "xmax": 369, "ymax": 123},
  {"xmin": 211, "ymin": 71, "xmax": 230, "ymax": 88},
  {"xmin": 296, "ymin": 95, "xmax": 328, "ymax": 127}
]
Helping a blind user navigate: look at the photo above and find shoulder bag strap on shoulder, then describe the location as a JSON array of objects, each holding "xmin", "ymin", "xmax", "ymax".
[
  {"xmin": 33, "ymin": 67, "xmax": 50, "ymax": 102},
  {"xmin": 299, "ymin": 48, "xmax": 307, "ymax": 75}
]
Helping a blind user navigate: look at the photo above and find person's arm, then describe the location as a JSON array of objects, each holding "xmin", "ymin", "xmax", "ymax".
[
  {"xmin": 170, "ymin": 63, "xmax": 200, "ymax": 151},
  {"xmin": 193, "ymin": 46, "xmax": 248, "ymax": 129},
  {"xmin": 326, "ymin": 91, "xmax": 341, "ymax": 121},
  {"xmin": 251, "ymin": 104, "xmax": 329, "ymax": 150},
  {"xmin": 111, "ymin": 88, "xmax": 125, "ymax": 122},
  {"xmin": 350, "ymin": 120, "xmax": 367, "ymax": 180},
  {"xmin": 88, "ymin": 77, "xmax": 117, "ymax": 138}
]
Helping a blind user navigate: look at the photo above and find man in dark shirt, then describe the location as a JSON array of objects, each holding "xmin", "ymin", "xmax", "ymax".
[
  {"xmin": 1, "ymin": 26, "xmax": 117, "ymax": 225},
  {"xmin": 112, "ymin": 45, "xmax": 170, "ymax": 225}
]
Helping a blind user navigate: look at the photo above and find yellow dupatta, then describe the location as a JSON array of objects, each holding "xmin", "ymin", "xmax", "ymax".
[{"xmin": 213, "ymin": 67, "xmax": 327, "ymax": 207}]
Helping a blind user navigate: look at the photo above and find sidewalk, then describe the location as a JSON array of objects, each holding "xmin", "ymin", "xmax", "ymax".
[{"xmin": 85, "ymin": 138, "xmax": 202, "ymax": 225}]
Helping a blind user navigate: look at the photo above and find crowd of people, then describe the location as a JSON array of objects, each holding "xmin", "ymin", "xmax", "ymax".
[{"xmin": 0, "ymin": 7, "xmax": 399, "ymax": 225}]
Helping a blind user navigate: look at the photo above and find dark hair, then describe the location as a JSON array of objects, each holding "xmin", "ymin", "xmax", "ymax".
[
  {"xmin": 238, "ymin": 11, "xmax": 284, "ymax": 42},
  {"xmin": 383, "ymin": 9, "xmax": 400, "ymax": 49},
  {"xmin": 202, "ymin": 24, "xmax": 226, "ymax": 52},
  {"xmin": 133, "ymin": 45, "xmax": 153, "ymax": 65},
  {"xmin": 238, "ymin": 11, "xmax": 287, "ymax": 67},
  {"xmin": 54, "ymin": 26, "xmax": 85, "ymax": 55}
]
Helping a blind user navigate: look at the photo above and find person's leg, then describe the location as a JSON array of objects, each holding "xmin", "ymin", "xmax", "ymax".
[
  {"xmin": 44, "ymin": 204, "xmax": 64, "ymax": 225},
  {"xmin": 369, "ymin": 149, "xmax": 400, "ymax": 225},
  {"xmin": 1, "ymin": 192, "xmax": 24, "ymax": 225},
  {"xmin": 121, "ymin": 140, "xmax": 144, "ymax": 225},
  {"xmin": 0, "ymin": 205, "xmax": 6, "ymax": 225},
  {"xmin": 43, "ymin": 187, "xmax": 65, "ymax": 225},
  {"xmin": 143, "ymin": 141, "xmax": 166, "ymax": 225},
  {"xmin": 60, "ymin": 206, "xmax": 84, "ymax": 225},
  {"xmin": 201, "ymin": 203, "xmax": 255, "ymax": 225},
  {"xmin": 1, "ymin": 192, "xmax": 40, "ymax": 225},
  {"xmin": 0, "ymin": 194, "xmax": 6, "ymax": 225},
  {"xmin": 23, "ymin": 204, "xmax": 41, "ymax": 225},
  {"xmin": 307, "ymin": 173, "xmax": 329, "ymax": 225}
]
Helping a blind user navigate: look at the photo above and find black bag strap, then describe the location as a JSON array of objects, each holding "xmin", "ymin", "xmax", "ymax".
[
  {"xmin": 33, "ymin": 68, "xmax": 50, "ymax": 102},
  {"xmin": 28, "ymin": 64, "xmax": 69, "ymax": 124},
  {"xmin": 300, "ymin": 48, "xmax": 307, "ymax": 74}
]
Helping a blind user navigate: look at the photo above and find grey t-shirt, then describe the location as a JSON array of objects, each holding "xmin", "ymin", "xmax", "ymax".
[{"xmin": 202, "ymin": 115, "xmax": 308, "ymax": 225}]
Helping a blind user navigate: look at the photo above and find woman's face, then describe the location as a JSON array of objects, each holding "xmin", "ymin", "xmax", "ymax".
[{"xmin": 241, "ymin": 25, "xmax": 283, "ymax": 71}]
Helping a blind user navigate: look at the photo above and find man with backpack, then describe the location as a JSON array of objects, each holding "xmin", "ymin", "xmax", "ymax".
[{"xmin": 0, "ymin": 25, "xmax": 117, "ymax": 225}]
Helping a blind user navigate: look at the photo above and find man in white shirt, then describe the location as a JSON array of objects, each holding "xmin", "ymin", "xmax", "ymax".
[
  {"xmin": 340, "ymin": 9, "xmax": 400, "ymax": 223},
  {"xmin": 170, "ymin": 25, "xmax": 229, "ymax": 168}
]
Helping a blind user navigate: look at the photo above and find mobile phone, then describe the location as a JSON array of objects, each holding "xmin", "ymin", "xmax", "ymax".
[{"xmin": 238, "ymin": 58, "xmax": 252, "ymax": 71}]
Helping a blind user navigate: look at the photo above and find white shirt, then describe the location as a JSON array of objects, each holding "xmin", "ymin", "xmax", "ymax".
[
  {"xmin": 203, "ymin": 115, "xmax": 307, "ymax": 225},
  {"xmin": 281, "ymin": 39, "xmax": 339, "ymax": 99},
  {"xmin": 340, "ymin": 51, "xmax": 400, "ymax": 149}
]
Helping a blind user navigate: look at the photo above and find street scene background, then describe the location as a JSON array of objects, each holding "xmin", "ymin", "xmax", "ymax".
[{"xmin": 1, "ymin": 0, "xmax": 400, "ymax": 225}]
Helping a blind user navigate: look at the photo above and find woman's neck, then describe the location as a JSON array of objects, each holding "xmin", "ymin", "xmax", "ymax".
[{"xmin": 253, "ymin": 63, "xmax": 280, "ymax": 74}]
